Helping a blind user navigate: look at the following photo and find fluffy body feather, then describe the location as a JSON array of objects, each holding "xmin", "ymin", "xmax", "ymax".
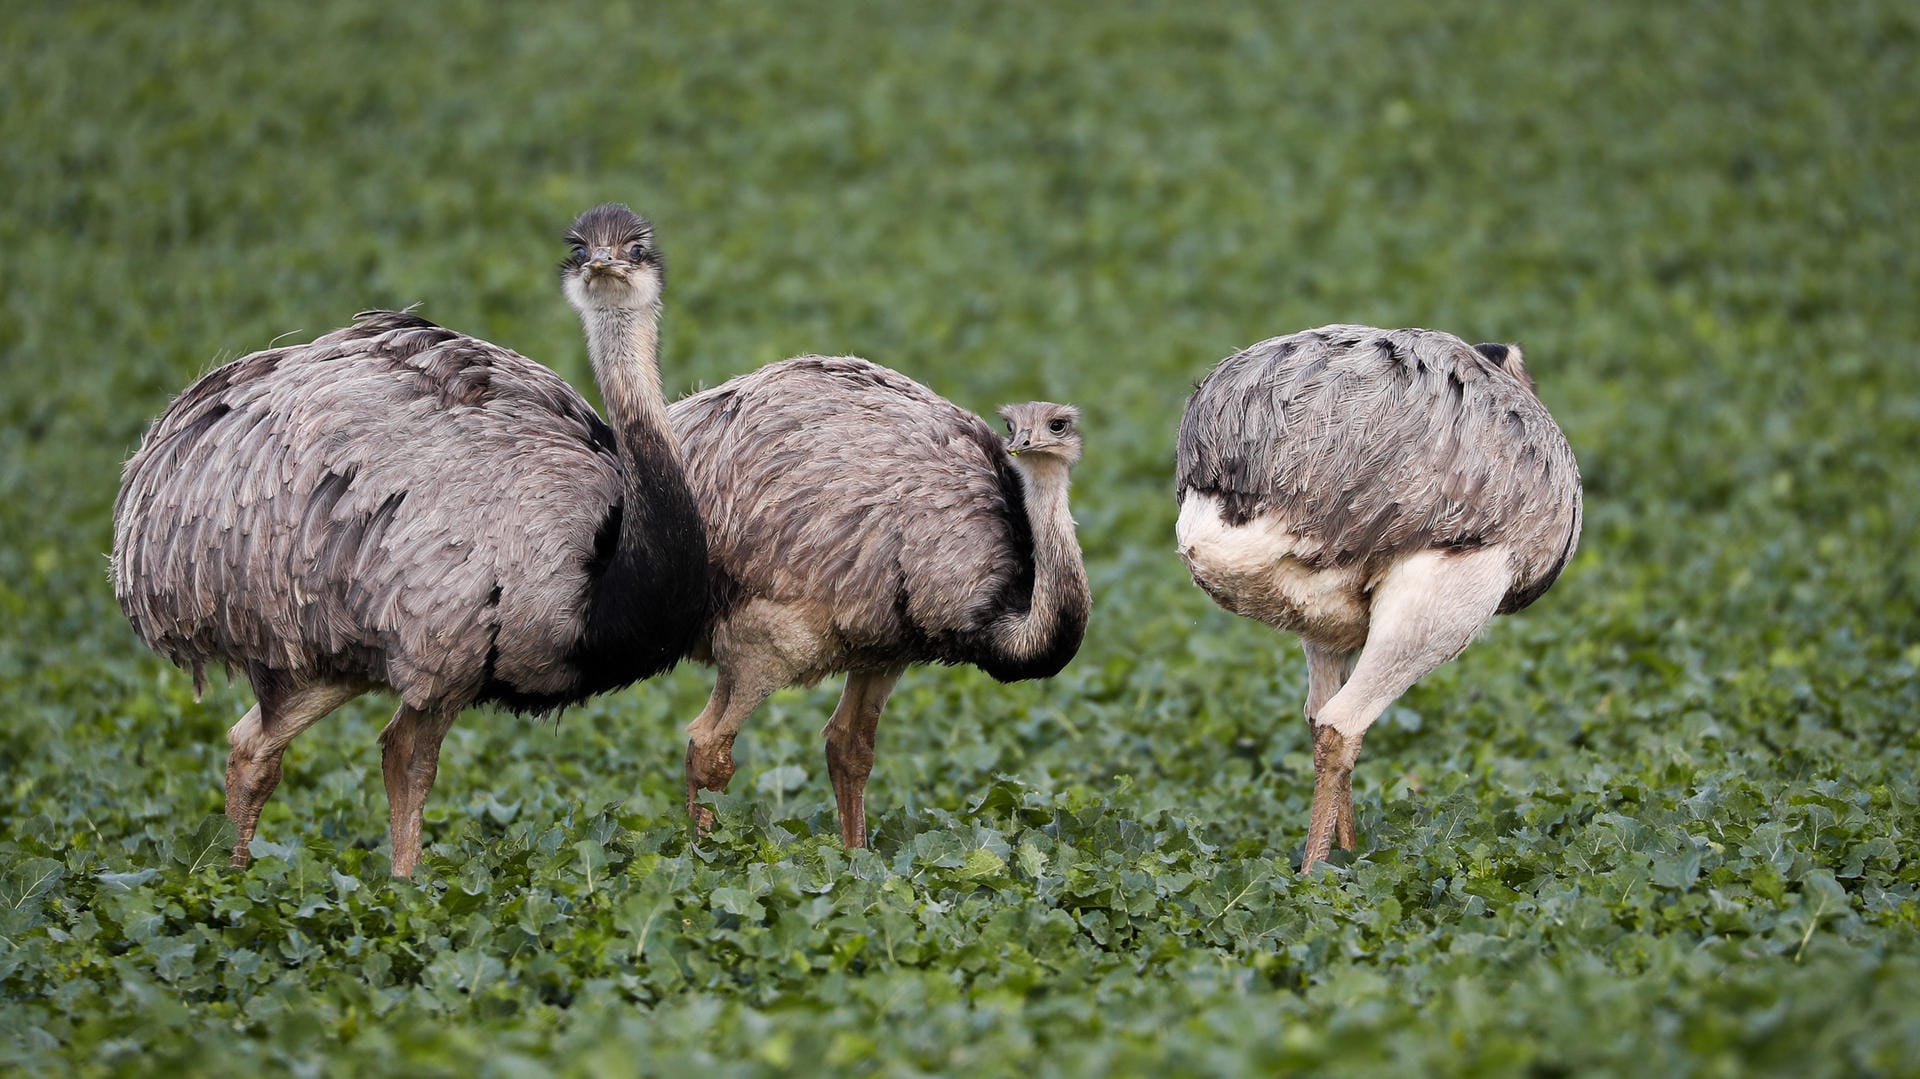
[
  {"xmin": 1175, "ymin": 324, "xmax": 1581, "ymax": 872},
  {"xmin": 667, "ymin": 356, "xmax": 1089, "ymax": 846},
  {"xmin": 113, "ymin": 311, "xmax": 699, "ymax": 711},
  {"xmin": 673, "ymin": 356, "xmax": 1082, "ymax": 683},
  {"xmin": 1177, "ymin": 324, "xmax": 1580, "ymax": 625},
  {"xmin": 109, "ymin": 204, "xmax": 706, "ymax": 875}
]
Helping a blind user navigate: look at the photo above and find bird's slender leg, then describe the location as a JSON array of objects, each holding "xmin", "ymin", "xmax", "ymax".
[
  {"xmin": 226, "ymin": 682, "xmax": 358, "ymax": 868},
  {"xmin": 821, "ymin": 667, "xmax": 904, "ymax": 849},
  {"xmin": 1301, "ymin": 547, "xmax": 1511, "ymax": 874},
  {"xmin": 1303, "ymin": 724, "xmax": 1365, "ymax": 872},
  {"xmin": 378, "ymin": 704, "xmax": 461, "ymax": 878},
  {"xmin": 684, "ymin": 656, "xmax": 786, "ymax": 834},
  {"xmin": 683, "ymin": 669, "xmax": 735, "ymax": 832},
  {"xmin": 1302, "ymin": 641, "xmax": 1359, "ymax": 722},
  {"xmin": 1302, "ymin": 642, "xmax": 1360, "ymax": 849}
]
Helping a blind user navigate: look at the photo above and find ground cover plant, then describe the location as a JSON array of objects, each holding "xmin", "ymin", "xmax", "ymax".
[{"xmin": 2, "ymin": 1, "xmax": 1917, "ymax": 1074}]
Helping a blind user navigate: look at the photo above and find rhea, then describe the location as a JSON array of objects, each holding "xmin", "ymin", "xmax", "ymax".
[
  {"xmin": 1175, "ymin": 325, "xmax": 1581, "ymax": 873},
  {"xmin": 111, "ymin": 204, "xmax": 707, "ymax": 877},
  {"xmin": 667, "ymin": 357, "xmax": 1089, "ymax": 845}
]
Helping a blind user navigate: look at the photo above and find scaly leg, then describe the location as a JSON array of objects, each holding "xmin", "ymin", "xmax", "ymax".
[
  {"xmin": 1302, "ymin": 641, "xmax": 1359, "ymax": 848},
  {"xmin": 684, "ymin": 654, "xmax": 788, "ymax": 834},
  {"xmin": 822, "ymin": 668, "xmax": 904, "ymax": 848},
  {"xmin": 225, "ymin": 681, "xmax": 359, "ymax": 868},
  {"xmin": 378, "ymin": 704, "xmax": 461, "ymax": 878},
  {"xmin": 1301, "ymin": 547, "xmax": 1511, "ymax": 874}
]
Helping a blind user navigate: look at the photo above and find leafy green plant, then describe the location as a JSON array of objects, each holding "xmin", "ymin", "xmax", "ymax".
[{"xmin": 2, "ymin": 1, "xmax": 1917, "ymax": 1075}]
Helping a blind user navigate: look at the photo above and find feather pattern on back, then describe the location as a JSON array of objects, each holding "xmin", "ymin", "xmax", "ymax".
[
  {"xmin": 669, "ymin": 356, "xmax": 1083, "ymax": 680},
  {"xmin": 1175, "ymin": 324, "xmax": 1581, "ymax": 613},
  {"xmin": 111, "ymin": 310, "xmax": 641, "ymax": 711}
]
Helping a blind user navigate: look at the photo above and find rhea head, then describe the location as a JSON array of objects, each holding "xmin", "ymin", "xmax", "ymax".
[
  {"xmin": 561, "ymin": 203, "xmax": 663, "ymax": 313},
  {"xmin": 999, "ymin": 402, "xmax": 1083, "ymax": 468}
]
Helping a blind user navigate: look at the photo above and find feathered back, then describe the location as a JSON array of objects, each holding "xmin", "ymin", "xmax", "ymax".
[
  {"xmin": 110, "ymin": 310, "xmax": 671, "ymax": 711},
  {"xmin": 669, "ymin": 356, "xmax": 1040, "ymax": 659},
  {"xmin": 1176, "ymin": 324, "xmax": 1582, "ymax": 612}
]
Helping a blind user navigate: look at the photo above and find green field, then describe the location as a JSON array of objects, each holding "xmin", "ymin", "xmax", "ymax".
[{"xmin": 4, "ymin": 1, "xmax": 1918, "ymax": 1074}]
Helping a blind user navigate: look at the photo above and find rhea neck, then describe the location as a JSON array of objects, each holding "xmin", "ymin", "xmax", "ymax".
[
  {"xmin": 1012, "ymin": 455, "xmax": 1079, "ymax": 588},
  {"xmin": 991, "ymin": 451, "xmax": 1088, "ymax": 672},
  {"xmin": 566, "ymin": 271, "xmax": 709, "ymax": 685},
  {"xmin": 1012, "ymin": 453, "xmax": 1073, "ymax": 512},
  {"xmin": 579, "ymin": 290, "xmax": 672, "ymax": 454}
]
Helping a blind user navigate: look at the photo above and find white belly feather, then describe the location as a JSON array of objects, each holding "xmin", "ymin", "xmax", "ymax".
[{"xmin": 1175, "ymin": 492, "xmax": 1373, "ymax": 650}]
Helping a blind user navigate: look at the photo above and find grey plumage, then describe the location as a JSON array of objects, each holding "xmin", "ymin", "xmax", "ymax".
[
  {"xmin": 115, "ymin": 312, "xmax": 622, "ymax": 705},
  {"xmin": 1175, "ymin": 324, "xmax": 1582, "ymax": 872},
  {"xmin": 668, "ymin": 356, "xmax": 1089, "ymax": 846},
  {"xmin": 1177, "ymin": 325, "xmax": 1580, "ymax": 617},
  {"xmin": 110, "ymin": 204, "xmax": 707, "ymax": 876}
]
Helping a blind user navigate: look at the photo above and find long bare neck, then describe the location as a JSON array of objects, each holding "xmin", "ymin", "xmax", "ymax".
[
  {"xmin": 991, "ymin": 457, "xmax": 1089, "ymax": 666},
  {"xmin": 583, "ymin": 303, "xmax": 673, "ymax": 459}
]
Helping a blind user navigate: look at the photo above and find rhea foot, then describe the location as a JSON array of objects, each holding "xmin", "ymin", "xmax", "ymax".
[
  {"xmin": 685, "ymin": 738, "xmax": 737, "ymax": 834},
  {"xmin": 1301, "ymin": 724, "xmax": 1363, "ymax": 874}
]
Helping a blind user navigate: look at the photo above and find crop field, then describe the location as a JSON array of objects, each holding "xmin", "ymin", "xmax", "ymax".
[{"xmin": 3, "ymin": 1, "xmax": 1918, "ymax": 1075}]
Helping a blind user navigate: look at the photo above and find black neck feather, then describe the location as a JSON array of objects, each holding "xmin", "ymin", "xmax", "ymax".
[{"xmin": 570, "ymin": 418, "xmax": 710, "ymax": 695}]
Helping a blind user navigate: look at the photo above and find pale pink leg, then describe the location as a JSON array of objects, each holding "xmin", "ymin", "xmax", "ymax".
[
  {"xmin": 821, "ymin": 668, "xmax": 905, "ymax": 848},
  {"xmin": 1301, "ymin": 548, "xmax": 1510, "ymax": 874},
  {"xmin": 378, "ymin": 704, "xmax": 461, "ymax": 878},
  {"xmin": 225, "ymin": 682, "xmax": 359, "ymax": 867}
]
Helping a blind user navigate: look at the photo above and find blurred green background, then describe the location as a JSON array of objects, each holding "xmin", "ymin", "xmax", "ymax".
[{"xmin": 3, "ymin": 1, "xmax": 1917, "ymax": 1075}]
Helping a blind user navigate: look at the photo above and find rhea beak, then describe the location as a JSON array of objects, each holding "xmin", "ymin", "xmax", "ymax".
[
  {"xmin": 586, "ymin": 247, "xmax": 616, "ymax": 275},
  {"xmin": 1008, "ymin": 432, "xmax": 1031, "ymax": 455}
]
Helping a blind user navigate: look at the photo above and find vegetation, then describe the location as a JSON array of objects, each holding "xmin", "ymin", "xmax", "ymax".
[{"xmin": 3, "ymin": 1, "xmax": 1917, "ymax": 1074}]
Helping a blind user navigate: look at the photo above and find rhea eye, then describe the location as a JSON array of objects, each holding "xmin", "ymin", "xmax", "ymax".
[
  {"xmin": 1048, "ymin": 418, "xmax": 1068, "ymax": 434},
  {"xmin": 569, "ymin": 244, "xmax": 587, "ymax": 261},
  {"xmin": 1005, "ymin": 419, "xmax": 1014, "ymax": 433},
  {"xmin": 627, "ymin": 243, "xmax": 645, "ymax": 261}
]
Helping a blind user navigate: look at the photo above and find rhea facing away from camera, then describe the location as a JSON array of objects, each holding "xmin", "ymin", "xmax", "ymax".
[{"xmin": 1175, "ymin": 325, "xmax": 1582, "ymax": 873}]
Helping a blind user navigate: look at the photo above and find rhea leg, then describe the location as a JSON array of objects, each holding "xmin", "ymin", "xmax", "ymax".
[
  {"xmin": 822, "ymin": 667, "xmax": 904, "ymax": 848},
  {"xmin": 225, "ymin": 682, "xmax": 359, "ymax": 868},
  {"xmin": 1303, "ymin": 641, "xmax": 1359, "ymax": 720},
  {"xmin": 377, "ymin": 704, "xmax": 461, "ymax": 878},
  {"xmin": 1301, "ymin": 548, "xmax": 1511, "ymax": 874},
  {"xmin": 684, "ymin": 658, "xmax": 787, "ymax": 833},
  {"xmin": 1301, "ymin": 641, "xmax": 1359, "ymax": 847}
]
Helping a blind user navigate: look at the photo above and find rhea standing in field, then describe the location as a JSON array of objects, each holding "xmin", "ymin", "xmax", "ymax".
[
  {"xmin": 111, "ymin": 204, "xmax": 708, "ymax": 877},
  {"xmin": 1175, "ymin": 325, "xmax": 1582, "ymax": 873},
  {"xmin": 668, "ymin": 358, "xmax": 1089, "ymax": 846}
]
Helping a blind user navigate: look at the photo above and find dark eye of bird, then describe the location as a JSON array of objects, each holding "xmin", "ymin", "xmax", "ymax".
[
  {"xmin": 1005, "ymin": 420, "xmax": 1014, "ymax": 433},
  {"xmin": 569, "ymin": 245, "xmax": 587, "ymax": 261},
  {"xmin": 627, "ymin": 244, "xmax": 645, "ymax": 261},
  {"xmin": 1048, "ymin": 418, "xmax": 1068, "ymax": 434}
]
